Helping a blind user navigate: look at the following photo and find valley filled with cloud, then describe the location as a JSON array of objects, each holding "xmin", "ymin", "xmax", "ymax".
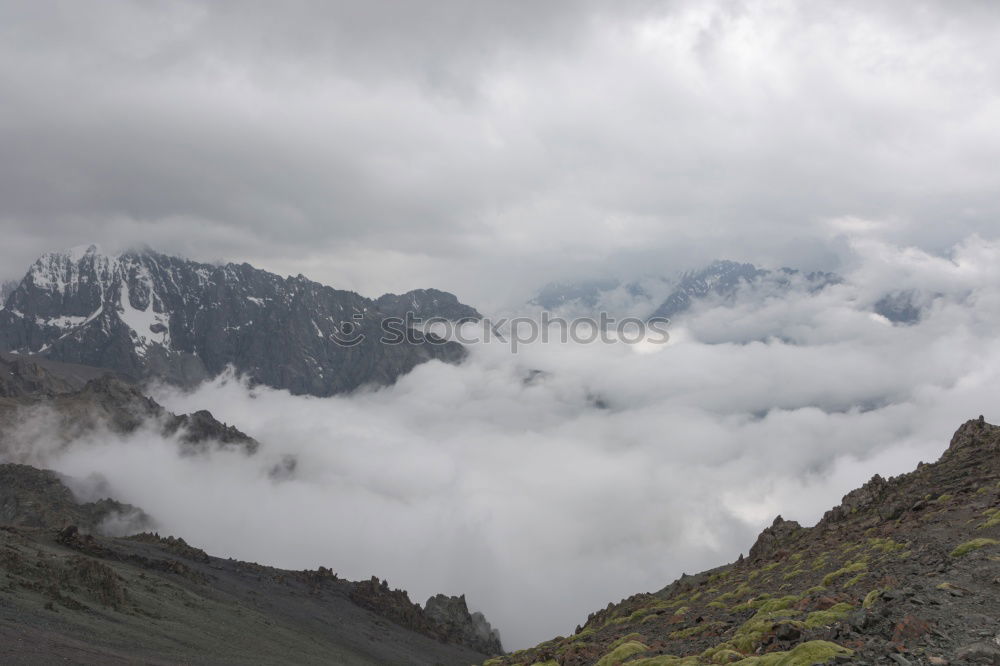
[{"xmin": 5, "ymin": 234, "xmax": 998, "ymax": 648}]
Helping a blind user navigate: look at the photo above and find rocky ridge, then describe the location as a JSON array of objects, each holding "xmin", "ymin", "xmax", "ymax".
[
  {"xmin": 0, "ymin": 360, "xmax": 259, "ymax": 459},
  {"xmin": 0, "ymin": 351, "xmax": 123, "ymax": 397},
  {"xmin": 425, "ymin": 592, "xmax": 505, "ymax": 656},
  {"xmin": 0, "ymin": 463, "xmax": 149, "ymax": 535},
  {"xmin": 0, "ymin": 475, "xmax": 501, "ymax": 665},
  {"xmin": 489, "ymin": 418, "xmax": 1000, "ymax": 666}
]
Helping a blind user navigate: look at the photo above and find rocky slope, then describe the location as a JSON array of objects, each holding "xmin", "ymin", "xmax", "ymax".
[
  {"xmin": 0, "ymin": 349, "xmax": 504, "ymax": 664},
  {"xmin": 0, "ymin": 245, "xmax": 476, "ymax": 396},
  {"xmin": 0, "ymin": 351, "xmax": 127, "ymax": 397},
  {"xmin": 490, "ymin": 418, "xmax": 1000, "ymax": 666},
  {"xmin": 0, "ymin": 355, "xmax": 259, "ymax": 461},
  {"xmin": 0, "ymin": 464, "xmax": 502, "ymax": 665},
  {"xmin": 0, "ymin": 463, "xmax": 149, "ymax": 535}
]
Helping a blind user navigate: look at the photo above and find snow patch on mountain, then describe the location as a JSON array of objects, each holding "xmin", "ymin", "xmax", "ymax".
[{"xmin": 118, "ymin": 279, "xmax": 170, "ymax": 355}]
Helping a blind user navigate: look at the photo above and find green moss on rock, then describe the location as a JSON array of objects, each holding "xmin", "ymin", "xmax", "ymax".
[
  {"xmin": 821, "ymin": 561, "xmax": 866, "ymax": 586},
  {"xmin": 862, "ymin": 587, "xmax": 886, "ymax": 608},
  {"xmin": 595, "ymin": 640, "xmax": 649, "ymax": 666},
  {"xmin": 733, "ymin": 640, "xmax": 853, "ymax": 665},
  {"xmin": 804, "ymin": 602, "xmax": 854, "ymax": 628},
  {"xmin": 950, "ymin": 538, "xmax": 1000, "ymax": 558},
  {"xmin": 978, "ymin": 508, "xmax": 1000, "ymax": 530}
]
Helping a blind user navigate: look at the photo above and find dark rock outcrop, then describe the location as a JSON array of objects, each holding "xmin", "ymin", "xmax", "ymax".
[
  {"xmin": 0, "ymin": 245, "xmax": 473, "ymax": 396},
  {"xmin": 0, "ymin": 374, "xmax": 259, "ymax": 457},
  {"xmin": 349, "ymin": 577, "xmax": 447, "ymax": 642},
  {"xmin": 0, "ymin": 463, "xmax": 149, "ymax": 534},
  {"xmin": 348, "ymin": 580, "xmax": 503, "ymax": 655},
  {"xmin": 746, "ymin": 515, "xmax": 804, "ymax": 563},
  {"xmin": 425, "ymin": 593, "xmax": 503, "ymax": 656}
]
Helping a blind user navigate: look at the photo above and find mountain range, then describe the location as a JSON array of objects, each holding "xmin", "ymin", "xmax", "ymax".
[
  {"xmin": 529, "ymin": 260, "xmax": 934, "ymax": 326},
  {"xmin": 0, "ymin": 245, "xmax": 477, "ymax": 396},
  {"xmin": 0, "ymin": 247, "xmax": 929, "ymax": 400}
]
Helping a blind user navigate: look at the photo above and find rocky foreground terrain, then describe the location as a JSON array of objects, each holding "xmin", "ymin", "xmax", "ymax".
[
  {"xmin": 0, "ymin": 351, "xmax": 502, "ymax": 665},
  {"xmin": 491, "ymin": 418, "xmax": 1000, "ymax": 666},
  {"xmin": 0, "ymin": 464, "xmax": 500, "ymax": 665}
]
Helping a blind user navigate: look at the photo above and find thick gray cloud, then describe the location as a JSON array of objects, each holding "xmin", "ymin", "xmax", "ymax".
[{"xmin": 1, "ymin": 1, "xmax": 999, "ymax": 307}]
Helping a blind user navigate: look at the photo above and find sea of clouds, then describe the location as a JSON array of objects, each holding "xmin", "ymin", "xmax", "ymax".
[{"xmin": 8, "ymin": 234, "xmax": 1000, "ymax": 648}]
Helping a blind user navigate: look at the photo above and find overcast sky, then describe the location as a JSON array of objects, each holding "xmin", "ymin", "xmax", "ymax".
[{"xmin": 2, "ymin": 1, "xmax": 999, "ymax": 308}]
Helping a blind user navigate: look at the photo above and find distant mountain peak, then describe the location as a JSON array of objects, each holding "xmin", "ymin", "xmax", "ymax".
[
  {"xmin": 0, "ymin": 246, "xmax": 479, "ymax": 396},
  {"xmin": 526, "ymin": 260, "xmax": 845, "ymax": 323},
  {"xmin": 376, "ymin": 288, "xmax": 482, "ymax": 322}
]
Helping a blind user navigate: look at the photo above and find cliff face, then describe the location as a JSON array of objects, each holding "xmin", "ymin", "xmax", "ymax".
[
  {"xmin": 0, "ymin": 245, "xmax": 473, "ymax": 395},
  {"xmin": 491, "ymin": 418, "xmax": 1000, "ymax": 666}
]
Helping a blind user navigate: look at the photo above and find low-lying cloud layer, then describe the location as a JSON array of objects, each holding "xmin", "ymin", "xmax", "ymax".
[{"xmin": 4, "ymin": 235, "xmax": 998, "ymax": 648}]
